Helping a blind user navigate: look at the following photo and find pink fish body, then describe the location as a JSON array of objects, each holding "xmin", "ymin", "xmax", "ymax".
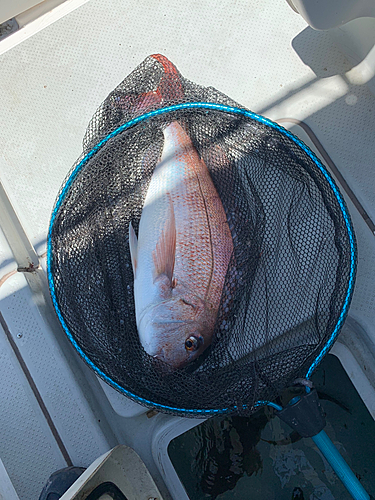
[{"xmin": 129, "ymin": 121, "xmax": 233, "ymax": 368}]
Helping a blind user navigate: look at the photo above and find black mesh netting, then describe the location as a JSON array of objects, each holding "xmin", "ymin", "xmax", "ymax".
[{"xmin": 48, "ymin": 54, "xmax": 356, "ymax": 417}]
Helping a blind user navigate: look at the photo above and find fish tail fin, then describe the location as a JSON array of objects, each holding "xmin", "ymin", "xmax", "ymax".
[
  {"xmin": 129, "ymin": 221, "xmax": 138, "ymax": 277},
  {"xmin": 150, "ymin": 54, "xmax": 184, "ymax": 102},
  {"xmin": 152, "ymin": 195, "xmax": 176, "ymax": 284},
  {"xmin": 110, "ymin": 55, "xmax": 184, "ymax": 120}
]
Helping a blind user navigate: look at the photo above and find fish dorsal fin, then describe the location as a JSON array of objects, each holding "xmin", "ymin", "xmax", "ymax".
[
  {"xmin": 152, "ymin": 196, "xmax": 176, "ymax": 284},
  {"xmin": 129, "ymin": 221, "xmax": 138, "ymax": 277}
]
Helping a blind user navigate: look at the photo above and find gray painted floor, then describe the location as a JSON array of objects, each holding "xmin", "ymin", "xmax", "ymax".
[{"xmin": 0, "ymin": 1, "xmax": 375, "ymax": 498}]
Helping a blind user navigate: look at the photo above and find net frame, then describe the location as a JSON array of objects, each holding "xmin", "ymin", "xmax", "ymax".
[{"xmin": 47, "ymin": 102, "xmax": 357, "ymax": 417}]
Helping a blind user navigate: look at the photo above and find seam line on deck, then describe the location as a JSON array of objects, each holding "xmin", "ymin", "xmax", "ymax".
[{"xmin": 0, "ymin": 309, "xmax": 73, "ymax": 467}]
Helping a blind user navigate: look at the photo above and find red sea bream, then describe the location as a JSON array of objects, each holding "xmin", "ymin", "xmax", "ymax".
[{"xmin": 129, "ymin": 121, "xmax": 233, "ymax": 368}]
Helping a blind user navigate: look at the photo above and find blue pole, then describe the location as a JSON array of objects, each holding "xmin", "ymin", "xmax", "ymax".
[
  {"xmin": 265, "ymin": 398, "xmax": 372, "ymax": 500},
  {"xmin": 312, "ymin": 430, "xmax": 370, "ymax": 500}
]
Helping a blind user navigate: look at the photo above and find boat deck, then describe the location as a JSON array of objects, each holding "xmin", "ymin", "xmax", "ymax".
[{"xmin": 0, "ymin": 1, "xmax": 375, "ymax": 498}]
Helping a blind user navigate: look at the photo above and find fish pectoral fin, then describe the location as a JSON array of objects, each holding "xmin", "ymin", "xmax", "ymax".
[
  {"xmin": 129, "ymin": 221, "xmax": 138, "ymax": 276},
  {"xmin": 152, "ymin": 196, "xmax": 176, "ymax": 284}
]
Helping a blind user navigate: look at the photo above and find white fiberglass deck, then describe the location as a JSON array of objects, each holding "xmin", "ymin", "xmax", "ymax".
[{"xmin": 0, "ymin": 1, "xmax": 375, "ymax": 499}]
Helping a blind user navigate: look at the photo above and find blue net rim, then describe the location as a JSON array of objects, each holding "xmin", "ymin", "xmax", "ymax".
[{"xmin": 47, "ymin": 102, "xmax": 357, "ymax": 416}]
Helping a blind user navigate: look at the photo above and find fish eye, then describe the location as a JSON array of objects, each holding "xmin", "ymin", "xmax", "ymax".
[{"xmin": 185, "ymin": 335, "xmax": 203, "ymax": 352}]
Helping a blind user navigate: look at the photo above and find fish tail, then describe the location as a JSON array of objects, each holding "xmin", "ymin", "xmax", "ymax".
[
  {"xmin": 112, "ymin": 90, "xmax": 162, "ymax": 116},
  {"xmin": 110, "ymin": 54, "xmax": 184, "ymax": 122},
  {"xmin": 150, "ymin": 54, "xmax": 177, "ymax": 72},
  {"xmin": 150, "ymin": 54, "xmax": 184, "ymax": 102},
  {"xmin": 114, "ymin": 55, "xmax": 184, "ymax": 117}
]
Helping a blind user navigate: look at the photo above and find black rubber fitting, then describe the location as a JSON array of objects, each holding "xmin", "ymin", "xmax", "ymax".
[{"xmin": 277, "ymin": 388, "xmax": 326, "ymax": 438}]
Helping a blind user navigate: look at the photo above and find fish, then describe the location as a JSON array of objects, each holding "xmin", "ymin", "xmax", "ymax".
[
  {"xmin": 129, "ymin": 121, "xmax": 233, "ymax": 368},
  {"xmin": 110, "ymin": 54, "xmax": 184, "ymax": 118}
]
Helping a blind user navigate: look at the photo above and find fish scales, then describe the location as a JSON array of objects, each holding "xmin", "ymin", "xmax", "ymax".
[
  {"xmin": 129, "ymin": 121, "xmax": 233, "ymax": 368},
  {"xmin": 166, "ymin": 123, "xmax": 229, "ymax": 305}
]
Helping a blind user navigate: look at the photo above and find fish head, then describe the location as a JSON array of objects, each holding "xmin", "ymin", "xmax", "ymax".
[{"xmin": 138, "ymin": 295, "xmax": 216, "ymax": 369}]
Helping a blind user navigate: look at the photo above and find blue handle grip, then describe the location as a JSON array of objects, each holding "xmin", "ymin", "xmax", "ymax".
[{"xmin": 312, "ymin": 430, "xmax": 370, "ymax": 500}]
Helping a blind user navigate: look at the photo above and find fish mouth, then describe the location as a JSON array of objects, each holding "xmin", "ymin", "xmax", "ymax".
[
  {"xmin": 152, "ymin": 347, "xmax": 175, "ymax": 364},
  {"xmin": 152, "ymin": 350, "xmax": 184, "ymax": 370},
  {"xmin": 152, "ymin": 348, "xmax": 166, "ymax": 362}
]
